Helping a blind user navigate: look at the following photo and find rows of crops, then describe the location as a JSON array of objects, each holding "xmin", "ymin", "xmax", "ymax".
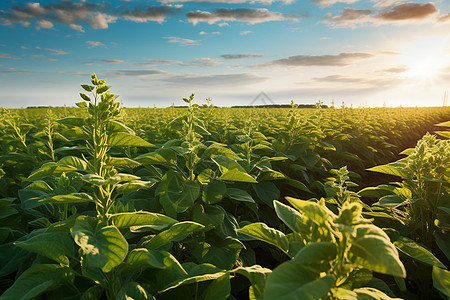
[{"xmin": 0, "ymin": 74, "xmax": 449, "ymax": 299}]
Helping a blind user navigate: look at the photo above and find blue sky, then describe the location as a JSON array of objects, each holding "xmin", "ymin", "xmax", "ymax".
[{"xmin": 1, "ymin": 0, "xmax": 449, "ymax": 108}]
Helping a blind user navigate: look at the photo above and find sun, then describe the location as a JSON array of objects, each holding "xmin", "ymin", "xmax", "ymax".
[{"xmin": 399, "ymin": 36, "xmax": 448, "ymax": 81}]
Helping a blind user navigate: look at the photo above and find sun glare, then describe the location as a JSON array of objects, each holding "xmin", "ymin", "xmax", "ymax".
[{"xmin": 400, "ymin": 36, "xmax": 448, "ymax": 81}]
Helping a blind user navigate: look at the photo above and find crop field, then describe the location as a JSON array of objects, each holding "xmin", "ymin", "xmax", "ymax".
[{"xmin": 1, "ymin": 74, "xmax": 450, "ymax": 299}]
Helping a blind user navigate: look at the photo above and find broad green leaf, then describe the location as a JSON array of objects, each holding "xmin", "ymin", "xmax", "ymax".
[
  {"xmin": 1, "ymin": 264, "xmax": 74, "ymax": 300},
  {"xmin": 116, "ymin": 179, "xmax": 157, "ymax": 194},
  {"xmin": 57, "ymin": 117, "xmax": 85, "ymax": 126},
  {"xmin": 257, "ymin": 170, "xmax": 285, "ymax": 181},
  {"xmin": 227, "ymin": 188, "xmax": 256, "ymax": 204},
  {"xmin": 107, "ymin": 120, "xmax": 135, "ymax": 134},
  {"xmin": 135, "ymin": 148, "xmax": 177, "ymax": 165},
  {"xmin": 82, "ymin": 174, "xmax": 106, "ymax": 185},
  {"xmin": 378, "ymin": 195, "xmax": 408, "ymax": 208},
  {"xmin": 285, "ymin": 178, "xmax": 312, "ymax": 193},
  {"xmin": 27, "ymin": 162, "xmax": 77, "ymax": 180},
  {"xmin": 212, "ymin": 156, "xmax": 257, "ymax": 183},
  {"xmin": 110, "ymin": 212, "xmax": 177, "ymax": 231},
  {"xmin": 72, "ymin": 216, "xmax": 128, "ymax": 273},
  {"xmin": 353, "ymin": 287, "xmax": 403, "ymax": 300},
  {"xmin": 81, "ymin": 84, "xmax": 95, "ymax": 92},
  {"xmin": 293, "ymin": 242, "xmax": 337, "ymax": 268},
  {"xmin": 220, "ymin": 169, "xmax": 257, "ymax": 183},
  {"xmin": 15, "ymin": 232, "xmax": 74, "ymax": 266},
  {"xmin": 108, "ymin": 132, "xmax": 155, "ymax": 147},
  {"xmin": 159, "ymin": 263, "xmax": 227, "ymax": 294},
  {"xmin": 367, "ymin": 165, "xmax": 406, "ymax": 178},
  {"xmin": 358, "ymin": 185, "xmax": 395, "ymax": 198},
  {"xmin": 76, "ymin": 101, "xmax": 87, "ymax": 108},
  {"xmin": 204, "ymin": 146, "xmax": 242, "ymax": 161},
  {"xmin": 432, "ymin": 266, "xmax": 450, "ymax": 298},
  {"xmin": 349, "ymin": 225, "xmax": 406, "ymax": 278},
  {"xmin": 25, "ymin": 180, "xmax": 53, "ymax": 193},
  {"xmin": 145, "ymin": 221, "xmax": 205, "ymax": 250},
  {"xmin": 192, "ymin": 204, "xmax": 225, "ymax": 229},
  {"xmin": 201, "ymin": 273, "xmax": 231, "ymax": 300},
  {"xmin": 233, "ymin": 265, "xmax": 272, "ymax": 299},
  {"xmin": 80, "ymin": 93, "xmax": 91, "ymax": 101},
  {"xmin": 253, "ymin": 181, "xmax": 280, "ymax": 207},
  {"xmin": 158, "ymin": 171, "xmax": 200, "ymax": 216},
  {"xmin": 58, "ymin": 156, "xmax": 88, "ymax": 171},
  {"xmin": 80, "ymin": 285, "xmax": 104, "ymax": 300},
  {"xmin": 286, "ymin": 197, "xmax": 333, "ymax": 225},
  {"xmin": 399, "ymin": 148, "xmax": 415, "ymax": 156},
  {"xmin": 394, "ymin": 236, "xmax": 446, "ymax": 268},
  {"xmin": 124, "ymin": 248, "xmax": 183, "ymax": 271},
  {"xmin": 202, "ymin": 180, "xmax": 226, "ymax": 204},
  {"xmin": 0, "ymin": 206, "xmax": 18, "ymax": 220},
  {"xmin": 264, "ymin": 261, "xmax": 335, "ymax": 300},
  {"xmin": 274, "ymin": 200, "xmax": 306, "ymax": 234},
  {"xmin": 96, "ymin": 85, "xmax": 110, "ymax": 94},
  {"xmin": 122, "ymin": 249, "xmax": 187, "ymax": 286},
  {"xmin": 238, "ymin": 222, "xmax": 289, "ymax": 254},
  {"xmin": 42, "ymin": 192, "xmax": 94, "ymax": 204},
  {"xmin": 116, "ymin": 282, "xmax": 152, "ymax": 300},
  {"xmin": 194, "ymin": 237, "xmax": 244, "ymax": 270},
  {"xmin": 108, "ymin": 157, "xmax": 141, "ymax": 169}
]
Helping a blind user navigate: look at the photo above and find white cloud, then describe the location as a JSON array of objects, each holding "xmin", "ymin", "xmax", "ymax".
[
  {"xmin": 261, "ymin": 52, "xmax": 374, "ymax": 67},
  {"xmin": 69, "ymin": 24, "xmax": 85, "ymax": 32},
  {"xmin": 164, "ymin": 36, "xmax": 200, "ymax": 46},
  {"xmin": 240, "ymin": 30, "xmax": 253, "ymax": 35},
  {"xmin": 159, "ymin": 0, "xmax": 293, "ymax": 4},
  {"xmin": 221, "ymin": 54, "xmax": 264, "ymax": 59},
  {"xmin": 86, "ymin": 41, "xmax": 106, "ymax": 48},
  {"xmin": 122, "ymin": 6, "xmax": 178, "ymax": 23},
  {"xmin": 45, "ymin": 48, "xmax": 69, "ymax": 55},
  {"xmin": 312, "ymin": 0, "xmax": 359, "ymax": 8},
  {"xmin": 36, "ymin": 20, "xmax": 53, "ymax": 30},
  {"xmin": 324, "ymin": 2, "xmax": 439, "ymax": 28},
  {"xmin": 186, "ymin": 8, "xmax": 298, "ymax": 25}
]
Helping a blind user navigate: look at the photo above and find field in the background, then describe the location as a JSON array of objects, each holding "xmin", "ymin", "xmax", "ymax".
[{"xmin": 1, "ymin": 79, "xmax": 450, "ymax": 299}]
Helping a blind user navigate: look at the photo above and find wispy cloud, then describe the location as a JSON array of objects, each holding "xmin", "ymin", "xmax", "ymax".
[
  {"xmin": 0, "ymin": 68, "xmax": 32, "ymax": 75},
  {"xmin": 45, "ymin": 48, "xmax": 69, "ymax": 55},
  {"xmin": 0, "ymin": 53, "xmax": 21, "ymax": 60},
  {"xmin": 260, "ymin": 52, "xmax": 373, "ymax": 67},
  {"xmin": 159, "ymin": 0, "xmax": 294, "ymax": 4},
  {"xmin": 69, "ymin": 24, "xmax": 85, "ymax": 32},
  {"xmin": 437, "ymin": 13, "xmax": 450, "ymax": 23},
  {"xmin": 110, "ymin": 69, "xmax": 167, "ymax": 77},
  {"xmin": 221, "ymin": 54, "xmax": 264, "ymax": 59},
  {"xmin": 325, "ymin": 2, "xmax": 439, "ymax": 28},
  {"xmin": 186, "ymin": 8, "xmax": 298, "ymax": 25},
  {"xmin": 200, "ymin": 31, "xmax": 221, "ymax": 35},
  {"xmin": 381, "ymin": 65, "xmax": 409, "ymax": 74},
  {"xmin": 312, "ymin": 0, "xmax": 359, "ymax": 8},
  {"xmin": 122, "ymin": 6, "xmax": 179, "ymax": 23},
  {"xmin": 99, "ymin": 57, "xmax": 221, "ymax": 67},
  {"xmin": 240, "ymin": 30, "xmax": 253, "ymax": 35},
  {"xmin": 164, "ymin": 36, "xmax": 200, "ymax": 46},
  {"xmin": 86, "ymin": 41, "xmax": 106, "ymax": 48}
]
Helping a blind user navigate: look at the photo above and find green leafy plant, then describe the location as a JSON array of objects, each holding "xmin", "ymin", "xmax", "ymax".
[{"xmin": 239, "ymin": 197, "xmax": 406, "ymax": 299}]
